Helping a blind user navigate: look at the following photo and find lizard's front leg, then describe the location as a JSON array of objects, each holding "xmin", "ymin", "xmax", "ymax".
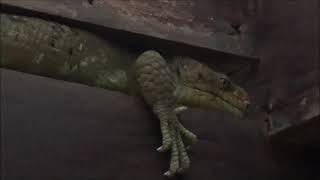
[
  {"xmin": 134, "ymin": 50, "xmax": 177, "ymax": 152},
  {"xmin": 134, "ymin": 50, "xmax": 193, "ymax": 176}
]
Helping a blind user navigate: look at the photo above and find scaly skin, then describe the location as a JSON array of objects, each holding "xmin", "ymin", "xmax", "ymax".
[{"xmin": 0, "ymin": 13, "xmax": 250, "ymax": 177}]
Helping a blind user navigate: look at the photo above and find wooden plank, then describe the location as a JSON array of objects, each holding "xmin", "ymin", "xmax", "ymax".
[
  {"xmin": 1, "ymin": 69, "xmax": 282, "ymax": 180},
  {"xmin": 267, "ymin": 86, "xmax": 320, "ymax": 146},
  {"xmin": 0, "ymin": 0, "xmax": 258, "ymax": 59}
]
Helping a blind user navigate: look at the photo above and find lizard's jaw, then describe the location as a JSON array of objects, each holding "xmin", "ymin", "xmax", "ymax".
[{"xmin": 174, "ymin": 86, "xmax": 248, "ymax": 117}]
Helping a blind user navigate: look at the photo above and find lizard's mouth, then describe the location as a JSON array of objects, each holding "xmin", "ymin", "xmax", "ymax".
[
  {"xmin": 206, "ymin": 91, "xmax": 247, "ymax": 117},
  {"xmin": 187, "ymin": 87, "xmax": 249, "ymax": 118}
]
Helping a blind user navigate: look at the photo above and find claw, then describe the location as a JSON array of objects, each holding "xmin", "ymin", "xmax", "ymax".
[
  {"xmin": 157, "ymin": 146, "xmax": 165, "ymax": 152},
  {"xmin": 189, "ymin": 134, "xmax": 198, "ymax": 144},
  {"xmin": 157, "ymin": 141, "xmax": 171, "ymax": 152},
  {"xmin": 174, "ymin": 106, "xmax": 188, "ymax": 114},
  {"xmin": 163, "ymin": 171, "xmax": 173, "ymax": 177}
]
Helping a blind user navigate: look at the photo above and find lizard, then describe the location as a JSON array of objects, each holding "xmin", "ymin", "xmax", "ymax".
[{"xmin": 0, "ymin": 13, "xmax": 250, "ymax": 177}]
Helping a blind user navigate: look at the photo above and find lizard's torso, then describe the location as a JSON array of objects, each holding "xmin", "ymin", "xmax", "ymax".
[
  {"xmin": 1, "ymin": 13, "xmax": 137, "ymax": 93},
  {"xmin": 0, "ymin": 13, "xmax": 191, "ymax": 97}
]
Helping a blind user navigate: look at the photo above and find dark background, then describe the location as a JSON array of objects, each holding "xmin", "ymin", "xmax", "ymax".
[{"xmin": 1, "ymin": 0, "xmax": 319, "ymax": 179}]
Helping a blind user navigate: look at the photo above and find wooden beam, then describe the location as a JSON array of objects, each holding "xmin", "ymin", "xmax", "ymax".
[
  {"xmin": 0, "ymin": 0, "xmax": 258, "ymax": 59},
  {"xmin": 267, "ymin": 86, "xmax": 320, "ymax": 147}
]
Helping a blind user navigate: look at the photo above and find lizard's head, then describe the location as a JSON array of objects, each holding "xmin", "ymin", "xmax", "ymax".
[{"xmin": 172, "ymin": 57, "xmax": 250, "ymax": 117}]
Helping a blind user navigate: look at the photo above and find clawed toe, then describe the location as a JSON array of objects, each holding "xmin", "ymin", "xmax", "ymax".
[
  {"xmin": 174, "ymin": 106, "xmax": 188, "ymax": 114},
  {"xmin": 157, "ymin": 146, "xmax": 164, "ymax": 152},
  {"xmin": 157, "ymin": 145, "xmax": 170, "ymax": 152},
  {"xmin": 158, "ymin": 137, "xmax": 172, "ymax": 152},
  {"xmin": 164, "ymin": 171, "xmax": 174, "ymax": 177}
]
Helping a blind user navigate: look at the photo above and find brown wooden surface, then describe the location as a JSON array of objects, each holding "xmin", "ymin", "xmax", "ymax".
[
  {"xmin": 0, "ymin": 69, "xmax": 274, "ymax": 180},
  {"xmin": 2, "ymin": 69, "xmax": 319, "ymax": 180},
  {"xmin": 253, "ymin": 0, "xmax": 319, "ymax": 143},
  {"xmin": 0, "ymin": 0, "xmax": 258, "ymax": 59}
]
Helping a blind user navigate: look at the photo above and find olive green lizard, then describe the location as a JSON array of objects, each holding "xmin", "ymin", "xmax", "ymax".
[{"xmin": 0, "ymin": 13, "xmax": 250, "ymax": 177}]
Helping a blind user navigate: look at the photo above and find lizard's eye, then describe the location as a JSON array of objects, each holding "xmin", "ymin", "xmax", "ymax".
[{"xmin": 220, "ymin": 77, "xmax": 231, "ymax": 89}]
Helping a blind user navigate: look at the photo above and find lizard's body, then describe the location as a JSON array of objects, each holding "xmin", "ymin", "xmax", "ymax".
[{"xmin": 0, "ymin": 13, "xmax": 250, "ymax": 176}]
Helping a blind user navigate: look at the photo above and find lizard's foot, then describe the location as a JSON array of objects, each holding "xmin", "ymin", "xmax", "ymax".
[
  {"xmin": 153, "ymin": 107, "xmax": 196, "ymax": 175},
  {"xmin": 163, "ymin": 118, "xmax": 192, "ymax": 177}
]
